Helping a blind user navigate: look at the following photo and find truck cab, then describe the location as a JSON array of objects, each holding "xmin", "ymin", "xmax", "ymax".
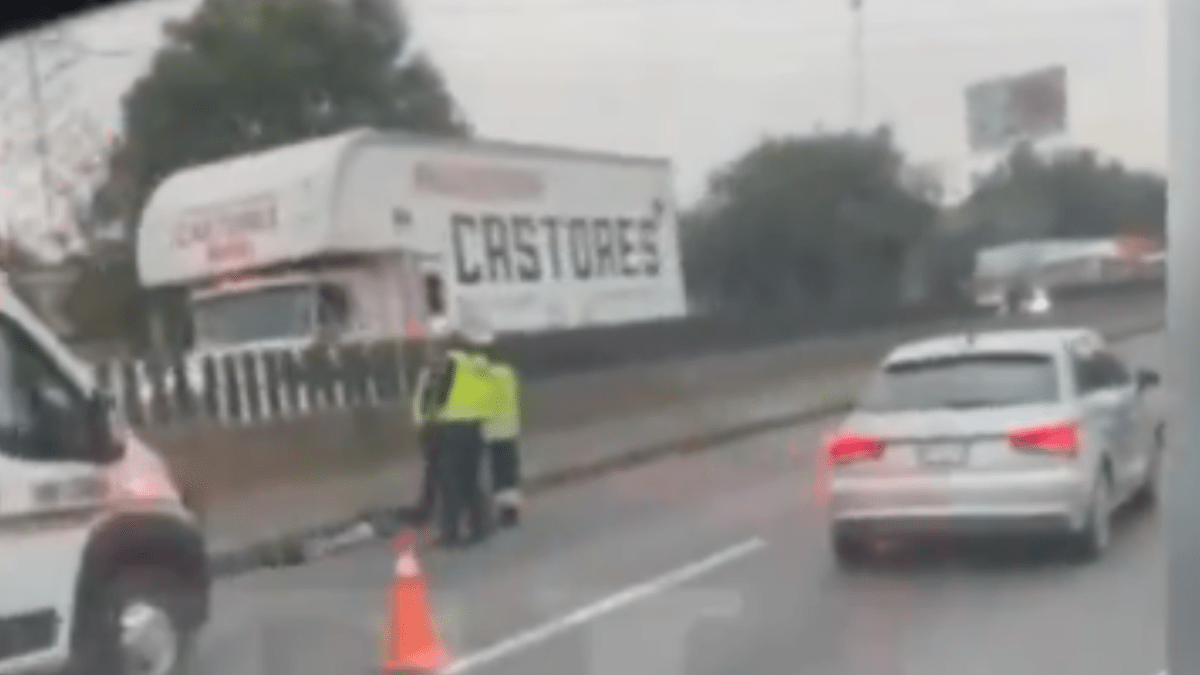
[
  {"xmin": 0, "ymin": 277, "xmax": 209, "ymax": 675},
  {"xmin": 189, "ymin": 271, "xmax": 358, "ymax": 354},
  {"xmin": 135, "ymin": 130, "xmax": 442, "ymax": 367}
]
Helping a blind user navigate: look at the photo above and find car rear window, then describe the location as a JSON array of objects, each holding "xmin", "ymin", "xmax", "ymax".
[{"xmin": 858, "ymin": 352, "xmax": 1060, "ymax": 412}]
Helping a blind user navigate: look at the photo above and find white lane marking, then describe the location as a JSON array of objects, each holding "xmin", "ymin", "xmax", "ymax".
[{"xmin": 442, "ymin": 537, "xmax": 767, "ymax": 674}]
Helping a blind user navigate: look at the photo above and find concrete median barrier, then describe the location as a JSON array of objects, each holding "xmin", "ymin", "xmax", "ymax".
[{"xmin": 196, "ymin": 286, "xmax": 1163, "ymax": 578}]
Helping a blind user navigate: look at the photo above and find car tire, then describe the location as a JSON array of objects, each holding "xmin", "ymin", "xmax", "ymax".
[
  {"xmin": 67, "ymin": 565, "xmax": 199, "ymax": 675},
  {"xmin": 1131, "ymin": 423, "xmax": 1166, "ymax": 510},
  {"xmin": 832, "ymin": 532, "xmax": 872, "ymax": 570},
  {"xmin": 1068, "ymin": 469, "xmax": 1113, "ymax": 562}
]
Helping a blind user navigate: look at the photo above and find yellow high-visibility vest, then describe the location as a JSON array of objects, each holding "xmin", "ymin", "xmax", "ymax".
[
  {"xmin": 432, "ymin": 350, "xmax": 495, "ymax": 423},
  {"xmin": 483, "ymin": 360, "xmax": 520, "ymax": 440}
]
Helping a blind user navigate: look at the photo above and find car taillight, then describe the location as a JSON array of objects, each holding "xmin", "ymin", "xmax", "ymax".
[
  {"xmin": 827, "ymin": 432, "xmax": 885, "ymax": 464},
  {"xmin": 1009, "ymin": 422, "xmax": 1079, "ymax": 455}
]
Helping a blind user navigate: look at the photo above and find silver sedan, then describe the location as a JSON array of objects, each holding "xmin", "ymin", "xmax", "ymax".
[{"xmin": 826, "ymin": 327, "xmax": 1164, "ymax": 566}]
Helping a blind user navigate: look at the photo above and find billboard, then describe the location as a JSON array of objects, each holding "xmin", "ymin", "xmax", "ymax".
[{"xmin": 965, "ymin": 66, "xmax": 1068, "ymax": 152}]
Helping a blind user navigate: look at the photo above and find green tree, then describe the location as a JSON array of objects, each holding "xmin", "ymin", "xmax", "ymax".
[
  {"xmin": 79, "ymin": 0, "xmax": 468, "ymax": 350},
  {"xmin": 962, "ymin": 143, "xmax": 1166, "ymax": 244},
  {"xmin": 913, "ymin": 144, "xmax": 1166, "ymax": 308},
  {"xmin": 683, "ymin": 128, "xmax": 938, "ymax": 318},
  {"xmin": 95, "ymin": 0, "xmax": 467, "ymax": 224},
  {"xmin": 60, "ymin": 247, "xmax": 145, "ymax": 349}
]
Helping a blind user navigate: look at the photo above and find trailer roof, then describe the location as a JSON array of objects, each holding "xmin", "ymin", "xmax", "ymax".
[
  {"xmin": 136, "ymin": 128, "xmax": 672, "ymax": 288},
  {"xmin": 136, "ymin": 129, "xmax": 370, "ymax": 287}
]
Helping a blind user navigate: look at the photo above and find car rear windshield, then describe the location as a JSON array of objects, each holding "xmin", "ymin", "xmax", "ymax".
[{"xmin": 858, "ymin": 352, "xmax": 1060, "ymax": 412}]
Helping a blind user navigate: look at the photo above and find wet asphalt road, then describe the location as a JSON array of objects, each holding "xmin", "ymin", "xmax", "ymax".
[{"xmin": 193, "ymin": 329, "xmax": 1167, "ymax": 675}]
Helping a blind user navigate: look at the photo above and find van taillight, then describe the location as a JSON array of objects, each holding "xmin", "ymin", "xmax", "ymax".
[
  {"xmin": 828, "ymin": 433, "xmax": 885, "ymax": 464},
  {"xmin": 1009, "ymin": 422, "xmax": 1079, "ymax": 455}
]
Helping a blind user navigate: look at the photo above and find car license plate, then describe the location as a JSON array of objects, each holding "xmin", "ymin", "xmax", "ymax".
[{"xmin": 920, "ymin": 443, "xmax": 966, "ymax": 466}]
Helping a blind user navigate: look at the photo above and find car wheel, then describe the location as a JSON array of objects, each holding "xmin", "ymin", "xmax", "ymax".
[
  {"xmin": 1131, "ymin": 423, "xmax": 1166, "ymax": 509},
  {"xmin": 832, "ymin": 532, "xmax": 872, "ymax": 570},
  {"xmin": 68, "ymin": 566, "xmax": 199, "ymax": 675},
  {"xmin": 1069, "ymin": 469, "xmax": 1113, "ymax": 562}
]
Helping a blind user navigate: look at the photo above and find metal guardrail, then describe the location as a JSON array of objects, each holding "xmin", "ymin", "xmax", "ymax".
[{"xmin": 98, "ymin": 278, "xmax": 1163, "ymax": 431}]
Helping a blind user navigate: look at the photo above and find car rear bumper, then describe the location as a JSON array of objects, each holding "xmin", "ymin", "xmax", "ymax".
[
  {"xmin": 829, "ymin": 468, "xmax": 1091, "ymax": 537},
  {"xmin": 833, "ymin": 512, "xmax": 1075, "ymax": 540}
]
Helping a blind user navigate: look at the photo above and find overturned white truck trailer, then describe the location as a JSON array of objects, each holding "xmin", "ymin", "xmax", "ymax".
[{"xmin": 136, "ymin": 128, "xmax": 688, "ymax": 355}]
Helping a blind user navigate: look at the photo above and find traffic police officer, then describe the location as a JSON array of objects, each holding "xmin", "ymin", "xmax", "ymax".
[
  {"xmin": 478, "ymin": 337, "xmax": 523, "ymax": 527},
  {"xmin": 424, "ymin": 323, "xmax": 496, "ymax": 546}
]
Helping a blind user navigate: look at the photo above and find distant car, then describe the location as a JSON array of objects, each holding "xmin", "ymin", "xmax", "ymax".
[
  {"xmin": 1021, "ymin": 286, "xmax": 1053, "ymax": 314},
  {"xmin": 997, "ymin": 284, "xmax": 1052, "ymax": 315},
  {"xmin": 826, "ymin": 327, "xmax": 1164, "ymax": 567}
]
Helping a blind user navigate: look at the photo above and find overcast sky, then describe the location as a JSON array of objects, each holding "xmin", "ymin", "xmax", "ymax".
[{"xmin": 0, "ymin": 0, "xmax": 1167, "ymax": 240}]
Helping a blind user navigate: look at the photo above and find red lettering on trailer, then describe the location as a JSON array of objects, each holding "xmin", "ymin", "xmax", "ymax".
[
  {"xmin": 206, "ymin": 235, "xmax": 255, "ymax": 265},
  {"xmin": 413, "ymin": 161, "xmax": 544, "ymax": 202},
  {"xmin": 174, "ymin": 194, "xmax": 278, "ymax": 255}
]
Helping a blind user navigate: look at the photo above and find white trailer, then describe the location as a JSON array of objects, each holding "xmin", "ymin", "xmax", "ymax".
[
  {"xmin": 972, "ymin": 238, "xmax": 1121, "ymax": 308},
  {"xmin": 136, "ymin": 128, "xmax": 687, "ymax": 354}
]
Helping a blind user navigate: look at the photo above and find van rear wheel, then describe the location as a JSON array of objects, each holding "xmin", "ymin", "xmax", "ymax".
[{"xmin": 68, "ymin": 566, "xmax": 198, "ymax": 675}]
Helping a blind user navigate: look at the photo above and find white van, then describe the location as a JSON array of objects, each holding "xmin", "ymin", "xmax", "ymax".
[{"xmin": 0, "ymin": 276, "xmax": 209, "ymax": 675}]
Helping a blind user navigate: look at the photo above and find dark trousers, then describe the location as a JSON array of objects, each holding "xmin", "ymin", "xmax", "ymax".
[
  {"xmin": 430, "ymin": 421, "xmax": 490, "ymax": 542},
  {"xmin": 412, "ymin": 427, "xmax": 439, "ymax": 524},
  {"xmin": 488, "ymin": 439, "xmax": 521, "ymax": 495}
]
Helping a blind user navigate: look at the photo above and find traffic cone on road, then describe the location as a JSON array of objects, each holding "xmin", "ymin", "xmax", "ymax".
[{"xmin": 382, "ymin": 532, "xmax": 451, "ymax": 674}]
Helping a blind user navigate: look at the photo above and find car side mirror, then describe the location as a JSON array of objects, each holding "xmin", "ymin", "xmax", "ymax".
[{"xmin": 1137, "ymin": 369, "xmax": 1161, "ymax": 391}]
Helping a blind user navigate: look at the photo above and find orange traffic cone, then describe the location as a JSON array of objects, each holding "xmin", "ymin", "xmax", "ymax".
[{"xmin": 382, "ymin": 532, "xmax": 451, "ymax": 674}]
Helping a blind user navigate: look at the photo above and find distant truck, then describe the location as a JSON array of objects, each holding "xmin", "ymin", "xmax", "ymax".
[
  {"xmin": 135, "ymin": 128, "xmax": 688, "ymax": 358},
  {"xmin": 972, "ymin": 237, "xmax": 1161, "ymax": 312}
]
